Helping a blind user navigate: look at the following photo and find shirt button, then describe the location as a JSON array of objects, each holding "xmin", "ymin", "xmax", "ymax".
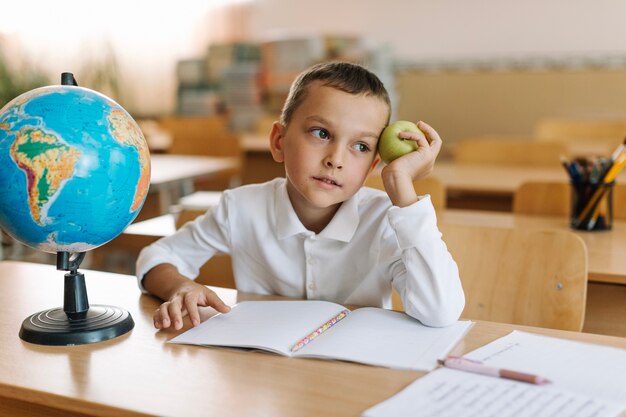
[{"xmin": 308, "ymin": 283, "xmax": 315, "ymax": 290}]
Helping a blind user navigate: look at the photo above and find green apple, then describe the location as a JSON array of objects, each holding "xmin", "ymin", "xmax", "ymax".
[{"xmin": 378, "ymin": 120, "xmax": 424, "ymax": 164}]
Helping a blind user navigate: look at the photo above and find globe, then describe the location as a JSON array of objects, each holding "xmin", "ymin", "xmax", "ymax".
[{"xmin": 0, "ymin": 84, "xmax": 150, "ymax": 254}]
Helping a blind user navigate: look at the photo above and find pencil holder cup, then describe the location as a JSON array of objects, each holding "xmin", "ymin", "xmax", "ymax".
[{"xmin": 570, "ymin": 181, "xmax": 614, "ymax": 231}]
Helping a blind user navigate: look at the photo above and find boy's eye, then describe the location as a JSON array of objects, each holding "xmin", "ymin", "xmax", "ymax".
[
  {"xmin": 311, "ymin": 128, "xmax": 329, "ymax": 140},
  {"xmin": 353, "ymin": 143, "xmax": 371, "ymax": 153}
]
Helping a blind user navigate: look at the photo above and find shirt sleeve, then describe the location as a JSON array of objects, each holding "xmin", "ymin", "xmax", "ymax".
[
  {"xmin": 135, "ymin": 192, "xmax": 233, "ymax": 293},
  {"xmin": 386, "ymin": 195, "xmax": 465, "ymax": 327}
]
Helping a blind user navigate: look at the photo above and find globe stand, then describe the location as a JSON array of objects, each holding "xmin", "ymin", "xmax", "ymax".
[{"xmin": 19, "ymin": 251, "xmax": 134, "ymax": 346}]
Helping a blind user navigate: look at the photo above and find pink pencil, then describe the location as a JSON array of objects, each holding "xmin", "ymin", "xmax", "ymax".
[{"xmin": 439, "ymin": 356, "xmax": 551, "ymax": 385}]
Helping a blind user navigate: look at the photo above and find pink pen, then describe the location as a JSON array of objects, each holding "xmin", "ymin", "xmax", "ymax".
[{"xmin": 439, "ymin": 356, "xmax": 552, "ymax": 385}]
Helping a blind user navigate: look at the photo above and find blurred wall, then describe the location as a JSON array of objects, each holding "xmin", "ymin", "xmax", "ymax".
[
  {"xmin": 4, "ymin": 0, "xmax": 626, "ymax": 123},
  {"xmin": 247, "ymin": 0, "xmax": 626, "ymax": 142},
  {"xmin": 247, "ymin": 0, "xmax": 626, "ymax": 62},
  {"xmin": 395, "ymin": 69, "xmax": 626, "ymax": 144}
]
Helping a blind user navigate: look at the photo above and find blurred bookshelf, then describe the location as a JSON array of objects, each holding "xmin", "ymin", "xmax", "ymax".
[{"xmin": 174, "ymin": 34, "xmax": 396, "ymax": 132}]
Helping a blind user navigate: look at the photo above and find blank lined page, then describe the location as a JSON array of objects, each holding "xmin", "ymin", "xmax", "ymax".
[
  {"xmin": 170, "ymin": 300, "xmax": 347, "ymax": 355},
  {"xmin": 296, "ymin": 307, "xmax": 473, "ymax": 370}
]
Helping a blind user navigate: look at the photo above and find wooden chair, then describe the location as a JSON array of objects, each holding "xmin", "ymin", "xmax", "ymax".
[
  {"xmin": 534, "ymin": 118, "xmax": 626, "ymax": 141},
  {"xmin": 157, "ymin": 116, "xmax": 242, "ymax": 190},
  {"xmin": 513, "ymin": 181, "xmax": 626, "ymax": 219},
  {"xmin": 439, "ymin": 223, "xmax": 588, "ymax": 331},
  {"xmin": 175, "ymin": 208, "xmax": 236, "ymax": 289},
  {"xmin": 364, "ymin": 175, "xmax": 446, "ymax": 212},
  {"xmin": 454, "ymin": 137, "xmax": 568, "ymax": 166},
  {"xmin": 512, "ymin": 181, "xmax": 571, "ymax": 217},
  {"xmin": 532, "ymin": 119, "xmax": 625, "ymax": 158}
]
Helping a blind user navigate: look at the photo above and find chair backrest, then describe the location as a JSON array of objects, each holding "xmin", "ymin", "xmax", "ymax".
[
  {"xmin": 513, "ymin": 181, "xmax": 626, "ymax": 219},
  {"xmin": 513, "ymin": 181, "xmax": 571, "ymax": 216},
  {"xmin": 158, "ymin": 116, "xmax": 242, "ymax": 158},
  {"xmin": 534, "ymin": 118, "xmax": 626, "ymax": 141},
  {"xmin": 440, "ymin": 223, "xmax": 588, "ymax": 331},
  {"xmin": 532, "ymin": 119, "xmax": 625, "ymax": 158},
  {"xmin": 175, "ymin": 208, "xmax": 236, "ymax": 289},
  {"xmin": 364, "ymin": 175, "xmax": 446, "ymax": 211},
  {"xmin": 158, "ymin": 116, "xmax": 242, "ymax": 190},
  {"xmin": 454, "ymin": 137, "xmax": 568, "ymax": 166}
]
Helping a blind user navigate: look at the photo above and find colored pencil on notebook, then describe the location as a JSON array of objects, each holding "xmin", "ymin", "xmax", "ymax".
[{"xmin": 290, "ymin": 309, "xmax": 350, "ymax": 353}]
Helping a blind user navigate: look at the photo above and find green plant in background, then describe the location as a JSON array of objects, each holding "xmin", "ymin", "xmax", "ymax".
[
  {"xmin": 0, "ymin": 51, "xmax": 50, "ymax": 108},
  {"xmin": 78, "ymin": 42, "xmax": 123, "ymax": 105}
]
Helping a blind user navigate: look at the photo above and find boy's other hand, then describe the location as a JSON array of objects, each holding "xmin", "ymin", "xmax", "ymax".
[
  {"xmin": 380, "ymin": 121, "xmax": 442, "ymax": 207},
  {"xmin": 384, "ymin": 121, "xmax": 442, "ymax": 180},
  {"xmin": 153, "ymin": 282, "xmax": 231, "ymax": 330}
]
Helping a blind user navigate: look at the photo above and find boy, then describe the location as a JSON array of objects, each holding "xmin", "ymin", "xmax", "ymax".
[{"xmin": 136, "ymin": 62, "xmax": 464, "ymax": 330}]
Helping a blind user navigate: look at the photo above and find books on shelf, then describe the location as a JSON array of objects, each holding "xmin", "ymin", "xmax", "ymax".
[
  {"xmin": 206, "ymin": 42, "xmax": 261, "ymax": 84},
  {"xmin": 176, "ymin": 87, "xmax": 220, "ymax": 116},
  {"xmin": 176, "ymin": 59, "xmax": 209, "ymax": 88},
  {"xmin": 170, "ymin": 300, "xmax": 473, "ymax": 371}
]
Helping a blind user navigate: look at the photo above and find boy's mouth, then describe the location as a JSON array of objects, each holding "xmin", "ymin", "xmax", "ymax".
[{"xmin": 313, "ymin": 176, "xmax": 341, "ymax": 187}]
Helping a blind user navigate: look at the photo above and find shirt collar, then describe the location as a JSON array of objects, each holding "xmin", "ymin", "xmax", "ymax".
[{"xmin": 275, "ymin": 179, "xmax": 359, "ymax": 242}]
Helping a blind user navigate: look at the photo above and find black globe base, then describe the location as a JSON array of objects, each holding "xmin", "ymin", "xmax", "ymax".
[
  {"xmin": 19, "ymin": 305, "xmax": 134, "ymax": 346},
  {"xmin": 18, "ymin": 251, "xmax": 134, "ymax": 346}
]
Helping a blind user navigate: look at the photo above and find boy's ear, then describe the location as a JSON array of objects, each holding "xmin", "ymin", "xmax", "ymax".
[
  {"xmin": 369, "ymin": 156, "xmax": 381, "ymax": 174},
  {"xmin": 269, "ymin": 121, "xmax": 285, "ymax": 163}
]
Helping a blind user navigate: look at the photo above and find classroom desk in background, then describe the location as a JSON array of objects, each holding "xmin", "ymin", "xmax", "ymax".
[
  {"xmin": 434, "ymin": 162, "xmax": 626, "ymax": 211},
  {"xmin": 239, "ymin": 133, "xmax": 284, "ymax": 184},
  {"xmin": 3, "ymin": 260, "xmax": 626, "ymax": 417},
  {"xmin": 433, "ymin": 162, "xmax": 567, "ymax": 211},
  {"xmin": 140, "ymin": 154, "xmax": 239, "ymax": 220}
]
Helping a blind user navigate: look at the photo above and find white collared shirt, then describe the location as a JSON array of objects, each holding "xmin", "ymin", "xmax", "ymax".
[{"xmin": 136, "ymin": 178, "xmax": 464, "ymax": 327}]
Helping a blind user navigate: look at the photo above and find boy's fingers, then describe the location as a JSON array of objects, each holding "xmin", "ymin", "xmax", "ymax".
[
  {"xmin": 417, "ymin": 121, "xmax": 442, "ymax": 144},
  {"xmin": 416, "ymin": 120, "xmax": 435, "ymax": 137},
  {"xmin": 155, "ymin": 304, "xmax": 171, "ymax": 329},
  {"xmin": 166, "ymin": 299, "xmax": 186, "ymax": 330},
  {"xmin": 184, "ymin": 293, "xmax": 201, "ymax": 327},
  {"xmin": 415, "ymin": 121, "xmax": 442, "ymax": 156},
  {"xmin": 202, "ymin": 289, "xmax": 231, "ymax": 313},
  {"xmin": 153, "ymin": 287, "xmax": 231, "ymax": 330}
]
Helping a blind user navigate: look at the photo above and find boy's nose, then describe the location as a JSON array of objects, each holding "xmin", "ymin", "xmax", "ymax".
[{"xmin": 324, "ymin": 149, "xmax": 343, "ymax": 169}]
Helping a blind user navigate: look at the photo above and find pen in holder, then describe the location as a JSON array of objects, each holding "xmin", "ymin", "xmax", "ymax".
[
  {"xmin": 570, "ymin": 180, "xmax": 614, "ymax": 231},
  {"xmin": 563, "ymin": 138, "xmax": 626, "ymax": 232}
]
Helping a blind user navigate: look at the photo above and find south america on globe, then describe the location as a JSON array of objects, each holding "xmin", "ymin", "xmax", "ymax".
[{"xmin": 0, "ymin": 85, "xmax": 150, "ymax": 253}]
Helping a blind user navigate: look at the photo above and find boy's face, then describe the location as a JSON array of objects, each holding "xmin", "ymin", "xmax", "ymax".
[{"xmin": 270, "ymin": 82, "xmax": 389, "ymax": 223}]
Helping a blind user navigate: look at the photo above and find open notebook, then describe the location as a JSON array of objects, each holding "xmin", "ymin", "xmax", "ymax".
[{"xmin": 170, "ymin": 300, "xmax": 473, "ymax": 371}]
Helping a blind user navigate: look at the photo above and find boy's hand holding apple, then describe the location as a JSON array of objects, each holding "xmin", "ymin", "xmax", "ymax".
[{"xmin": 376, "ymin": 120, "xmax": 442, "ymax": 207}]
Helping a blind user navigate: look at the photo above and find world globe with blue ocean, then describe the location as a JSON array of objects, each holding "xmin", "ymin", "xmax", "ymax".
[{"xmin": 0, "ymin": 84, "xmax": 150, "ymax": 253}]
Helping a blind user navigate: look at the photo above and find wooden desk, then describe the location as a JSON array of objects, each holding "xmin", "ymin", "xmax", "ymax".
[
  {"xmin": 2, "ymin": 260, "xmax": 626, "ymax": 417},
  {"xmin": 141, "ymin": 154, "xmax": 239, "ymax": 219},
  {"xmin": 240, "ymin": 133, "xmax": 284, "ymax": 184},
  {"xmin": 434, "ymin": 162, "xmax": 626, "ymax": 211}
]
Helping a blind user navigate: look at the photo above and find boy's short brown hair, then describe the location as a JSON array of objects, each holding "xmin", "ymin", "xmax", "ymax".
[{"xmin": 280, "ymin": 61, "xmax": 391, "ymax": 126}]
